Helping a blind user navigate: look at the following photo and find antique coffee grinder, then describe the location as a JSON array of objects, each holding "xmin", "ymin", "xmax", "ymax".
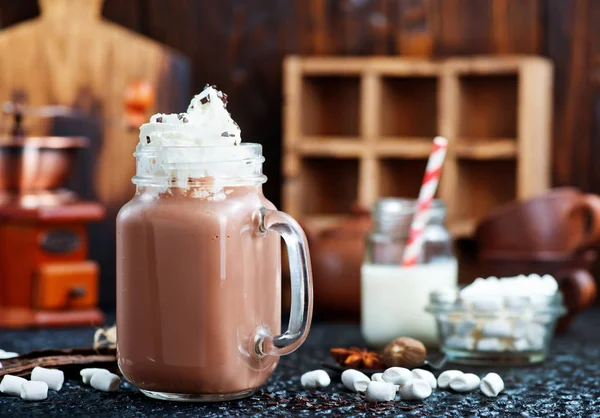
[{"xmin": 0, "ymin": 100, "xmax": 105, "ymax": 327}]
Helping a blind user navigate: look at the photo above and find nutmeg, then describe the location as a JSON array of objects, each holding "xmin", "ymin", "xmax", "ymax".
[{"xmin": 382, "ymin": 337, "xmax": 427, "ymax": 368}]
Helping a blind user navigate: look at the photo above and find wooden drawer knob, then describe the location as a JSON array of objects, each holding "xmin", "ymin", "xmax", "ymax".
[{"xmin": 68, "ymin": 286, "xmax": 87, "ymax": 299}]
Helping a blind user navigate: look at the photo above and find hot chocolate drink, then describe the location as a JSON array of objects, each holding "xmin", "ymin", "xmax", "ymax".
[
  {"xmin": 117, "ymin": 86, "xmax": 312, "ymax": 401},
  {"xmin": 118, "ymin": 186, "xmax": 280, "ymax": 395}
]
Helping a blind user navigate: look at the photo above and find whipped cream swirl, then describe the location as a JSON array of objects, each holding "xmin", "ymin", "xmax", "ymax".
[
  {"xmin": 139, "ymin": 85, "xmax": 241, "ymax": 147},
  {"xmin": 134, "ymin": 86, "xmax": 264, "ymax": 192}
]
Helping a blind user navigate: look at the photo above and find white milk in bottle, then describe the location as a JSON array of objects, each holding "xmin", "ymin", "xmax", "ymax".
[{"xmin": 361, "ymin": 199, "xmax": 457, "ymax": 347}]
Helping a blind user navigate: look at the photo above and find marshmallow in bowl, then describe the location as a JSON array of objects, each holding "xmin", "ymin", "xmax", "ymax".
[
  {"xmin": 480, "ymin": 320, "xmax": 513, "ymax": 338},
  {"xmin": 477, "ymin": 338, "xmax": 508, "ymax": 352},
  {"xmin": 432, "ymin": 273, "xmax": 562, "ymax": 356},
  {"xmin": 455, "ymin": 319, "xmax": 477, "ymax": 336},
  {"xmin": 460, "ymin": 274, "xmax": 558, "ymax": 305},
  {"xmin": 445, "ymin": 335, "xmax": 475, "ymax": 350}
]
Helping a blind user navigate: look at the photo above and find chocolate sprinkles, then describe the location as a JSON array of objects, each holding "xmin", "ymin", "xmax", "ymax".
[
  {"xmin": 146, "ymin": 136, "xmax": 151, "ymax": 144},
  {"xmin": 156, "ymin": 116, "xmax": 163, "ymax": 123},
  {"xmin": 217, "ymin": 91, "xmax": 228, "ymax": 106},
  {"xmin": 200, "ymin": 95, "xmax": 210, "ymax": 105}
]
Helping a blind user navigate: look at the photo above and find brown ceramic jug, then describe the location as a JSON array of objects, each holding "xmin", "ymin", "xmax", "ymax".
[{"xmin": 476, "ymin": 187, "xmax": 600, "ymax": 258}]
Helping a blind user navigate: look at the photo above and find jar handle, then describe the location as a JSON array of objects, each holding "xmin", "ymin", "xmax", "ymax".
[{"xmin": 254, "ymin": 208, "xmax": 313, "ymax": 357}]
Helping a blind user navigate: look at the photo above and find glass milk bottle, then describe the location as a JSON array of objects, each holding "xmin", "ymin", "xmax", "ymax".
[{"xmin": 361, "ymin": 198, "xmax": 457, "ymax": 347}]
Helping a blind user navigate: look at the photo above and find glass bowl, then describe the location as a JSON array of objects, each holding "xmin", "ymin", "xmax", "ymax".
[{"xmin": 426, "ymin": 289, "xmax": 567, "ymax": 365}]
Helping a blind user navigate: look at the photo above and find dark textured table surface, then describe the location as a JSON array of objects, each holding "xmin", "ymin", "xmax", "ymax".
[{"xmin": 0, "ymin": 309, "xmax": 599, "ymax": 417}]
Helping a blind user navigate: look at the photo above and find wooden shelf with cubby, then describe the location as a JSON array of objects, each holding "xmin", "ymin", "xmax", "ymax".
[
  {"xmin": 453, "ymin": 138, "xmax": 518, "ymax": 160},
  {"xmin": 283, "ymin": 56, "xmax": 553, "ymax": 237}
]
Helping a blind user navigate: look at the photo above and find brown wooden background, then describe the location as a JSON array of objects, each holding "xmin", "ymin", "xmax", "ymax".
[{"xmin": 0, "ymin": 0, "xmax": 597, "ymax": 308}]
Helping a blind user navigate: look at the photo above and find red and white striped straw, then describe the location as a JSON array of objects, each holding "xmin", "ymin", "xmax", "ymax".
[{"xmin": 402, "ymin": 136, "xmax": 449, "ymax": 267}]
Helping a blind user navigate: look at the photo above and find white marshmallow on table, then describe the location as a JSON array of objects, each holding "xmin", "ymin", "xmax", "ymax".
[
  {"xmin": 20, "ymin": 381, "xmax": 48, "ymax": 401},
  {"xmin": 31, "ymin": 367, "xmax": 64, "ymax": 391},
  {"xmin": 480, "ymin": 372, "xmax": 504, "ymax": 397},
  {"xmin": 481, "ymin": 320, "xmax": 513, "ymax": 338},
  {"xmin": 446, "ymin": 335, "xmax": 475, "ymax": 350},
  {"xmin": 437, "ymin": 370, "xmax": 464, "ymax": 389},
  {"xmin": 80, "ymin": 368, "xmax": 111, "ymax": 385},
  {"xmin": 0, "ymin": 374, "xmax": 27, "ymax": 396},
  {"xmin": 365, "ymin": 381, "xmax": 396, "ymax": 402},
  {"xmin": 90, "ymin": 372, "xmax": 121, "ymax": 392},
  {"xmin": 449, "ymin": 373, "xmax": 480, "ymax": 392},
  {"xmin": 371, "ymin": 373, "xmax": 384, "ymax": 383},
  {"xmin": 300, "ymin": 370, "xmax": 330, "ymax": 389},
  {"xmin": 398, "ymin": 378, "xmax": 432, "ymax": 400},
  {"xmin": 0, "ymin": 349, "xmax": 19, "ymax": 359},
  {"xmin": 477, "ymin": 338, "xmax": 507, "ymax": 352},
  {"xmin": 381, "ymin": 367, "xmax": 412, "ymax": 385},
  {"xmin": 411, "ymin": 369, "xmax": 437, "ymax": 389},
  {"xmin": 371, "ymin": 373, "xmax": 399, "ymax": 391},
  {"xmin": 341, "ymin": 369, "xmax": 370, "ymax": 392}
]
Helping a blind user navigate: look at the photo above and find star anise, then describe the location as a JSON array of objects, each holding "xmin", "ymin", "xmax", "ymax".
[{"xmin": 330, "ymin": 347, "xmax": 385, "ymax": 369}]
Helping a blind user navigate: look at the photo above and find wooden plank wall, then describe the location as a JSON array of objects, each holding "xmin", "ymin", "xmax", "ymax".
[{"xmin": 0, "ymin": 0, "xmax": 597, "ymax": 306}]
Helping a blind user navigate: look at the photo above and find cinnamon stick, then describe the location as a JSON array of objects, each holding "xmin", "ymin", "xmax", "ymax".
[{"xmin": 0, "ymin": 348, "xmax": 117, "ymax": 378}]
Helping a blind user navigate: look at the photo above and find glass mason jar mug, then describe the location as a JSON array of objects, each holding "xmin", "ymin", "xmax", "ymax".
[
  {"xmin": 117, "ymin": 144, "xmax": 313, "ymax": 402},
  {"xmin": 361, "ymin": 199, "xmax": 458, "ymax": 348}
]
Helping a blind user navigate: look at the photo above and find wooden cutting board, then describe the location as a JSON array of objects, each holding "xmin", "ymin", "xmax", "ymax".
[{"xmin": 0, "ymin": 0, "xmax": 190, "ymax": 208}]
